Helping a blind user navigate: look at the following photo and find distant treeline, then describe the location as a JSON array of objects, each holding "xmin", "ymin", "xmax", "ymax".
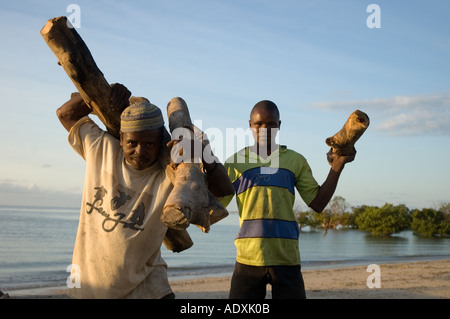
[{"xmin": 295, "ymin": 196, "xmax": 450, "ymax": 238}]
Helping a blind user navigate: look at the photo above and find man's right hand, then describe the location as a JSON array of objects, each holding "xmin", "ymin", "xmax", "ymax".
[{"xmin": 110, "ymin": 83, "xmax": 131, "ymax": 113}]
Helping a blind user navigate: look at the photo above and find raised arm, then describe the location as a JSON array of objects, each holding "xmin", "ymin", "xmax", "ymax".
[
  {"xmin": 57, "ymin": 83, "xmax": 131, "ymax": 132},
  {"xmin": 56, "ymin": 93, "xmax": 91, "ymax": 132},
  {"xmin": 308, "ymin": 153, "xmax": 355, "ymax": 213},
  {"xmin": 203, "ymin": 156, "xmax": 235, "ymax": 198}
]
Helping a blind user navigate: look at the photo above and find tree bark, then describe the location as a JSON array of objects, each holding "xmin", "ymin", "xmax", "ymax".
[
  {"xmin": 41, "ymin": 16, "xmax": 121, "ymax": 138},
  {"xmin": 162, "ymin": 97, "xmax": 228, "ymax": 233},
  {"xmin": 41, "ymin": 16, "xmax": 194, "ymax": 252},
  {"xmin": 325, "ymin": 110, "xmax": 370, "ymax": 164}
]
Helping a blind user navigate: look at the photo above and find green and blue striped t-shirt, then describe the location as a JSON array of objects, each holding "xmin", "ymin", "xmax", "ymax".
[{"xmin": 220, "ymin": 146, "xmax": 319, "ymax": 266}]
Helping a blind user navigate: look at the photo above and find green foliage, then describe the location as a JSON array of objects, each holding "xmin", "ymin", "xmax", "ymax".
[
  {"xmin": 411, "ymin": 207, "xmax": 450, "ymax": 237},
  {"xmin": 355, "ymin": 203, "xmax": 410, "ymax": 236},
  {"xmin": 340, "ymin": 205, "xmax": 368, "ymax": 228},
  {"xmin": 295, "ymin": 197, "xmax": 450, "ymax": 238}
]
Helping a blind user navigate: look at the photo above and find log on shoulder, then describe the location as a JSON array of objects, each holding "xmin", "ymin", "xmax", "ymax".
[
  {"xmin": 41, "ymin": 16, "xmax": 193, "ymax": 252},
  {"xmin": 162, "ymin": 97, "xmax": 228, "ymax": 233},
  {"xmin": 40, "ymin": 16, "xmax": 120, "ymax": 138},
  {"xmin": 325, "ymin": 110, "xmax": 370, "ymax": 164}
]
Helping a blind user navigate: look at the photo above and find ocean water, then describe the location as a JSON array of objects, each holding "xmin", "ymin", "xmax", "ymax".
[{"xmin": 1, "ymin": 205, "xmax": 450, "ymax": 291}]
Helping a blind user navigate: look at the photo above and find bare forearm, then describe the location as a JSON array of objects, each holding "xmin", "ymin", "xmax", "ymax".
[
  {"xmin": 57, "ymin": 94, "xmax": 91, "ymax": 132},
  {"xmin": 309, "ymin": 159, "xmax": 346, "ymax": 212},
  {"xmin": 309, "ymin": 168, "xmax": 342, "ymax": 212},
  {"xmin": 204, "ymin": 160, "xmax": 235, "ymax": 198}
]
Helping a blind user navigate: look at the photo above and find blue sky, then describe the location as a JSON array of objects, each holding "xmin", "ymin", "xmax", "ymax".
[{"xmin": 0, "ymin": 0, "xmax": 449, "ymax": 210}]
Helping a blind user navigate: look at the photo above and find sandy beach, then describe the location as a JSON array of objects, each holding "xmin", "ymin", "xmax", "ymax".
[{"xmin": 4, "ymin": 259, "xmax": 449, "ymax": 299}]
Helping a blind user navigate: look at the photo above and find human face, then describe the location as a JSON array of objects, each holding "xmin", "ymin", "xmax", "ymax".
[
  {"xmin": 249, "ymin": 107, "xmax": 281, "ymax": 149},
  {"xmin": 120, "ymin": 129, "xmax": 162, "ymax": 170}
]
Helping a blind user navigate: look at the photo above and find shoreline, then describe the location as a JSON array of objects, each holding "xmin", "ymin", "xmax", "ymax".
[{"xmin": 4, "ymin": 258, "xmax": 450, "ymax": 299}]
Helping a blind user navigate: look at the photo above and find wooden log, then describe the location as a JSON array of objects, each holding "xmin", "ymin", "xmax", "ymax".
[
  {"xmin": 163, "ymin": 228, "xmax": 194, "ymax": 253},
  {"xmin": 162, "ymin": 97, "xmax": 228, "ymax": 233},
  {"xmin": 325, "ymin": 110, "xmax": 370, "ymax": 164},
  {"xmin": 40, "ymin": 16, "xmax": 120, "ymax": 138},
  {"xmin": 41, "ymin": 16, "xmax": 193, "ymax": 252}
]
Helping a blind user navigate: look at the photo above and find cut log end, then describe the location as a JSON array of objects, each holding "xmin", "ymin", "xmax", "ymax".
[
  {"xmin": 161, "ymin": 206, "xmax": 191, "ymax": 230},
  {"xmin": 354, "ymin": 109, "xmax": 370, "ymax": 127},
  {"xmin": 40, "ymin": 20, "xmax": 54, "ymax": 35},
  {"xmin": 163, "ymin": 228, "xmax": 194, "ymax": 253},
  {"xmin": 40, "ymin": 17, "xmax": 72, "ymax": 37},
  {"xmin": 167, "ymin": 97, "xmax": 193, "ymax": 132}
]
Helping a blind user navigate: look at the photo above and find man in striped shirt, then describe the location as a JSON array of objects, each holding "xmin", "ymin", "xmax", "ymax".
[{"xmin": 220, "ymin": 100, "xmax": 355, "ymax": 299}]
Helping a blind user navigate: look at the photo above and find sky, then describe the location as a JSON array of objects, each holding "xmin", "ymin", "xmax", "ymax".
[{"xmin": 0, "ymin": 0, "xmax": 449, "ymax": 211}]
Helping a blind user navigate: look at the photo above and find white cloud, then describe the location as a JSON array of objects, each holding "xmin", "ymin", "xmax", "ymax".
[
  {"xmin": 0, "ymin": 179, "xmax": 81, "ymax": 207},
  {"xmin": 310, "ymin": 93, "xmax": 450, "ymax": 136}
]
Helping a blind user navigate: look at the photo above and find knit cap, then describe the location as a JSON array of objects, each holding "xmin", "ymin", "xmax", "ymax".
[{"xmin": 120, "ymin": 97, "xmax": 164, "ymax": 132}]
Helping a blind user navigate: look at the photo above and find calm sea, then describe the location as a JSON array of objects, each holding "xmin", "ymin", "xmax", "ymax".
[{"xmin": 1, "ymin": 205, "xmax": 450, "ymax": 291}]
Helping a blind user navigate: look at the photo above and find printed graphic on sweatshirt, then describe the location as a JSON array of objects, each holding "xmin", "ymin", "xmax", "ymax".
[{"xmin": 85, "ymin": 186, "xmax": 146, "ymax": 232}]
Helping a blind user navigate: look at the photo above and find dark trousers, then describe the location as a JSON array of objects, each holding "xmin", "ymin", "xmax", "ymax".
[{"xmin": 229, "ymin": 262, "xmax": 306, "ymax": 299}]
